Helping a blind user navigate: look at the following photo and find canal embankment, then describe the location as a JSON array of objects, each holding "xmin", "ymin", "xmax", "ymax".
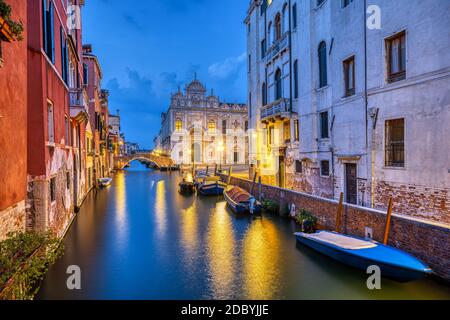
[{"xmin": 221, "ymin": 174, "xmax": 450, "ymax": 284}]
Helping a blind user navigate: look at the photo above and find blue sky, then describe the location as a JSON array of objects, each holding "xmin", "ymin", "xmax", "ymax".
[{"xmin": 82, "ymin": 0, "xmax": 249, "ymax": 149}]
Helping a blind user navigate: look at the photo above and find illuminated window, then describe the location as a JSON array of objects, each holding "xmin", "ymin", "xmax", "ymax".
[
  {"xmin": 175, "ymin": 118, "xmax": 182, "ymax": 131},
  {"xmin": 208, "ymin": 119, "xmax": 216, "ymax": 133}
]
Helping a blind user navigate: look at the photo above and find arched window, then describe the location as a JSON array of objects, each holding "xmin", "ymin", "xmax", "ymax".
[
  {"xmin": 275, "ymin": 13, "xmax": 282, "ymax": 41},
  {"xmin": 262, "ymin": 82, "xmax": 267, "ymax": 106},
  {"xmin": 318, "ymin": 41, "xmax": 328, "ymax": 88},
  {"xmin": 175, "ymin": 118, "xmax": 182, "ymax": 131},
  {"xmin": 293, "ymin": 60, "xmax": 299, "ymax": 98},
  {"xmin": 282, "ymin": 4, "xmax": 289, "ymax": 34},
  {"xmin": 267, "ymin": 22, "xmax": 273, "ymax": 45},
  {"xmin": 208, "ymin": 119, "xmax": 216, "ymax": 133},
  {"xmin": 275, "ymin": 68, "xmax": 282, "ymax": 100}
]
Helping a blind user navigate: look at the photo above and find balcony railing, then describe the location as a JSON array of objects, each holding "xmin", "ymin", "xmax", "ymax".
[
  {"xmin": 69, "ymin": 89, "xmax": 89, "ymax": 109},
  {"xmin": 260, "ymin": 98, "xmax": 290, "ymax": 120},
  {"xmin": 264, "ymin": 33, "xmax": 289, "ymax": 62}
]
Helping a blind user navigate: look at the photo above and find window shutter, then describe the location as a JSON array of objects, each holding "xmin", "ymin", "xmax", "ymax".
[
  {"xmin": 42, "ymin": 0, "xmax": 47, "ymax": 52},
  {"xmin": 49, "ymin": 1, "xmax": 55, "ymax": 63}
]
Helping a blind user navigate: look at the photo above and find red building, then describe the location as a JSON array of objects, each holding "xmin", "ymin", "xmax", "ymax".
[
  {"xmin": 26, "ymin": 0, "xmax": 75, "ymax": 236},
  {"xmin": 0, "ymin": 0, "xmax": 27, "ymax": 240}
]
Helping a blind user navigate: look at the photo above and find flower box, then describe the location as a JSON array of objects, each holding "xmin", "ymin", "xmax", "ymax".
[{"xmin": 0, "ymin": 15, "xmax": 14, "ymax": 42}]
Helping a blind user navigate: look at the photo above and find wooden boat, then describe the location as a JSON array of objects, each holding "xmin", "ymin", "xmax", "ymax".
[
  {"xmin": 295, "ymin": 230, "xmax": 432, "ymax": 282},
  {"xmin": 179, "ymin": 172, "xmax": 195, "ymax": 194},
  {"xmin": 196, "ymin": 176, "xmax": 227, "ymax": 196},
  {"xmin": 224, "ymin": 186, "xmax": 262, "ymax": 215},
  {"xmin": 98, "ymin": 178, "xmax": 112, "ymax": 188}
]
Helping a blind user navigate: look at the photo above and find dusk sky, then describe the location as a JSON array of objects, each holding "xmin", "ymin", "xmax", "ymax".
[{"xmin": 82, "ymin": 0, "xmax": 249, "ymax": 149}]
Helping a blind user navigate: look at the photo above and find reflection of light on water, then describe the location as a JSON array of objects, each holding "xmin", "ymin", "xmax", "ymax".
[
  {"xmin": 180, "ymin": 202, "xmax": 199, "ymax": 268},
  {"xmin": 115, "ymin": 172, "xmax": 128, "ymax": 245},
  {"xmin": 207, "ymin": 202, "xmax": 236, "ymax": 299},
  {"xmin": 155, "ymin": 180, "xmax": 167, "ymax": 237},
  {"xmin": 242, "ymin": 219, "xmax": 281, "ymax": 299},
  {"xmin": 149, "ymin": 180, "xmax": 155, "ymax": 191}
]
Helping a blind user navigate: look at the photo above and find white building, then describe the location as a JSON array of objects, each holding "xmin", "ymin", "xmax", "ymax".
[
  {"xmin": 158, "ymin": 78, "xmax": 249, "ymax": 165},
  {"xmin": 245, "ymin": 0, "xmax": 450, "ymax": 224}
]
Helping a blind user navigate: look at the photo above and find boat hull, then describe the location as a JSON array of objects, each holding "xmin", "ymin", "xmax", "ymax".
[
  {"xmin": 295, "ymin": 233, "xmax": 431, "ymax": 282},
  {"xmin": 197, "ymin": 182, "xmax": 226, "ymax": 196},
  {"xmin": 223, "ymin": 187, "xmax": 262, "ymax": 216},
  {"xmin": 179, "ymin": 182, "xmax": 195, "ymax": 194}
]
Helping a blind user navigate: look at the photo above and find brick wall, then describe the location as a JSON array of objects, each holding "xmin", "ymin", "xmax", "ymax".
[
  {"xmin": 0, "ymin": 201, "xmax": 26, "ymax": 241},
  {"xmin": 221, "ymin": 175, "xmax": 450, "ymax": 282}
]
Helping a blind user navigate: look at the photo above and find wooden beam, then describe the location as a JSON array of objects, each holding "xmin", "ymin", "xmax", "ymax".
[
  {"xmin": 227, "ymin": 166, "xmax": 233, "ymax": 185},
  {"xmin": 335, "ymin": 192, "xmax": 344, "ymax": 233},
  {"xmin": 251, "ymin": 172, "xmax": 257, "ymax": 195},
  {"xmin": 383, "ymin": 198, "xmax": 394, "ymax": 245}
]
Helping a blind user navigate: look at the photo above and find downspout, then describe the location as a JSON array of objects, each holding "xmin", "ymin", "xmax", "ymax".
[{"xmin": 288, "ymin": 0, "xmax": 293, "ymax": 114}]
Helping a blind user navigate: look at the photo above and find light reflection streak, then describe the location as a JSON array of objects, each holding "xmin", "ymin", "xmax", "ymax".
[
  {"xmin": 114, "ymin": 171, "xmax": 128, "ymax": 247},
  {"xmin": 180, "ymin": 202, "xmax": 199, "ymax": 269},
  {"xmin": 206, "ymin": 202, "xmax": 237, "ymax": 299},
  {"xmin": 155, "ymin": 180, "xmax": 167, "ymax": 237},
  {"xmin": 242, "ymin": 219, "xmax": 281, "ymax": 299}
]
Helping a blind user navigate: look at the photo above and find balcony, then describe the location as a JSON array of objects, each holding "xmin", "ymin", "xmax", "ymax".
[
  {"xmin": 69, "ymin": 89, "xmax": 89, "ymax": 122},
  {"xmin": 260, "ymin": 98, "xmax": 291, "ymax": 122},
  {"xmin": 264, "ymin": 33, "xmax": 289, "ymax": 63}
]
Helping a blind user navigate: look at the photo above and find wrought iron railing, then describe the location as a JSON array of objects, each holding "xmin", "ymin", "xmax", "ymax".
[
  {"xmin": 264, "ymin": 33, "xmax": 289, "ymax": 62},
  {"xmin": 260, "ymin": 98, "xmax": 290, "ymax": 120},
  {"xmin": 69, "ymin": 89, "xmax": 88, "ymax": 109}
]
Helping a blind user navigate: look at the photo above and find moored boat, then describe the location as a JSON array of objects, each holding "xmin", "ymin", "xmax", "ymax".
[
  {"xmin": 179, "ymin": 172, "xmax": 195, "ymax": 195},
  {"xmin": 98, "ymin": 178, "xmax": 112, "ymax": 188},
  {"xmin": 295, "ymin": 230, "xmax": 432, "ymax": 282},
  {"xmin": 224, "ymin": 186, "xmax": 262, "ymax": 215},
  {"xmin": 196, "ymin": 176, "xmax": 227, "ymax": 196}
]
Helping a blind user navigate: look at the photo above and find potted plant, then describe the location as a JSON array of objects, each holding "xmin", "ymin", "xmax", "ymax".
[
  {"xmin": 295, "ymin": 209, "xmax": 318, "ymax": 234},
  {"xmin": 0, "ymin": 0, "xmax": 24, "ymax": 42}
]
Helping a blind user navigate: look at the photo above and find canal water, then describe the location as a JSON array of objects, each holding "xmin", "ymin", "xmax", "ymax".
[{"xmin": 37, "ymin": 161, "xmax": 450, "ymax": 300}]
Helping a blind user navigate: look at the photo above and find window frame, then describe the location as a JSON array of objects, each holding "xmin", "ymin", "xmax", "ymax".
[
  {"xmin": 320, "ymin": 111, "xmax": 329, "ymax": 139},
  {"xmin": 384, "ymin": 118, "xmax": 405, "ymax": 168},
  {"xmin": 318, "ymin": 41, "xmax": 328, "ymax": 88},
  {"xmin": 320, "ymin": 160, "xmax": 330, "ymax": 177},
  {"xmin": 386, "ymin": 31, "xmax": 406, "ymax": 83},
  {"xmin": 343, "ymin": 55, "xmax": 355, "ymax": 97}
]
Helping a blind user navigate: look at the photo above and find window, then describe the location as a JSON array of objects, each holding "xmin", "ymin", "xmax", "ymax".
[
  {"xmin": 48, "ymin": 103, "xmax": 55, "ymax": 143},
  {"xmin": 60, "ymin": 27, "xmax": 68, "ymax": 84},
  {"xmin": 385, "ymin": 118, "xmax": 405, "ymax": 167},
  {"xmin": 267, "ymin": 22, "xmax": 273, "ymax": 45},
  {"xmin": 268, "ymin": 126, "xmax": 274, "ymax": 145},
  {"xmin": 320, "ymin": 160, "xmax": 330, "ymax": 176},
  {"xmin": 292, "ymin": 3, "xmax": 297, "ymax": 29},
  {"xmin": 222, "ymin": 120, "xmax": 227, "ymax": 134},
  {"xmin": 261, "ymin": 39, "xmax": 266, "ymax": 57},
  {"xmin": 262, "ymin": 82, "xmax": 267, "ymax": 106},
  {"xmin": 208, "ymin": 119, "xmax": 216, "ymax": 133},
  {"xmin": 175, "ymin": 118, "xmax": 182, "ymax": 131},
  {"xmin": 282, "ymin": 4, "xmax": 289, "ymax": 34},
  {"xmin": 274, "ymin": 13, "xmax": 282, "ymax": 41},
  {"xmin": 295, "ymin": 160, "xmax": 303, "ymax": 173},
  {"xmin": 50, "ymin": 177, "xmax": 56, "ymax": 202},
  {"xmin": 386, "ymin": 31, "xmax": 406, "ymax": 83},
  {"xmin": 66, "ymin": 172, "xmax": 70, "ymax": 190},
  {"xmin": 293, "ymin": 60, "xmax": 299, "ymax": 99},
  {"xmin": 294, "ymin": 120, "xmax": 299, "ymax": 141},
  {"xmin": 248, "ymin": 54, "xmax": 251, "ymax": 72},
  {"xmin": 44, "ymin": 1, "xmax": 55, "ymax": 63},
  {"xmin": 318, "ymin": 41, "xmax": 328, "ymax": 88},
  {"xmin": 65, "ymin": 116, "xmax": 69, "ymax": 145},
  {"xmin": 83, "ymin": 63, "xmax": 88, "ymax": 85},
  {"xmin": 320, "ymin": 111, "xmax": 329, "ymax": 139},
  {"xmin": 343, "ymin": 56, "xmax": 355, "ymax": 97},
  {"xmin": 245, "ymin": 121, "xmax": 248, "ymax": 132},
  {"xmin": 275, "ymin": 68, "xmax": 282, "ymax": 100},
  {"xmin": 343, "ymin": 0, "xmax": 353, "ymax": 7},
  {"xmin": 179, "ymin": 151, "xmax": 183, "ymax": 158},
  {"xmin": 283, "ymin": 121, "xmax": 291, "ymax": 143}
]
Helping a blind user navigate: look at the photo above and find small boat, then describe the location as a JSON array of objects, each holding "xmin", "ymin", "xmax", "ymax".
[
  {"xmin": 295, "ymin": 231, "xmax": 432, "ymax": 282},
  {"xmin": 179, "ymin": 173, "xmax": 195, "ymax": 195},
  {"xmin": 98, "ymin": 178, "xmax": 112, "ymax": 188},
  {"xmin": 224, "ymin": 186, "xmax": 262, "ymax": 215},
  {"xmin": 196, "ymin": 176, "xmax": 227, "ymax": 196}
]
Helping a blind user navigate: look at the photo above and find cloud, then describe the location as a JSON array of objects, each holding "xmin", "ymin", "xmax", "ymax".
[
  {"xmin": 122, "ymin": 14, "xmax": 144, "ymax": 32},
  {"xmin": 208, "ymin": 53, "xmax": 246, "ymax": 83}
]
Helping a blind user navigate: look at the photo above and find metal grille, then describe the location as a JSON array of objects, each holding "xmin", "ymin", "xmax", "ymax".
[{"xmin": 385, "ymin": 119, "xmax": 405, "ymax": 167}]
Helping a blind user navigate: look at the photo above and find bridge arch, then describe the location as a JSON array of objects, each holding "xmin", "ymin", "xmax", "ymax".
[{"xmin": 114, "ymin": 153, "xmax": 175, "ymax": 170}]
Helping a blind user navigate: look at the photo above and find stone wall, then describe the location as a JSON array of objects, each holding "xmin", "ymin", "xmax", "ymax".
[
  {"xmin": 221, "ymin": 175, "xmax": 450, "ymax": 282},
  {"xmin": 0, "ymin": 201, "xmax": 26, "ymax": 241}
]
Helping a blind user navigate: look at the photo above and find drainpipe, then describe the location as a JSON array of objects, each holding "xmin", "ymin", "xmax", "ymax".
[
  {"xmin": 288, "ymin": 0, "xmax": 293, "ymax": 114},
  {"xmin": 363, "ymin": 0, "xmax": 373, "ymax": 207}
]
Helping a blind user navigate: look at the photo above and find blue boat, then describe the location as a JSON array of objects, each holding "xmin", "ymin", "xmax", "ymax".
[
  {"xmin": 295, "ymin": 231, "xmax": 432, "ymax": 282},
  {"xmin": 196, "ymin": 176, "xmax": 227, "ymax": 196}
]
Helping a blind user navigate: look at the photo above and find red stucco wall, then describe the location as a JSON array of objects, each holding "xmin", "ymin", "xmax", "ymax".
[{"xmin": 0, "ymin": 0, "xmax": 27, "ymax": 211}]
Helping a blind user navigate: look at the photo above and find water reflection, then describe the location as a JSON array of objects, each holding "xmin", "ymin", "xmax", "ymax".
[
  {"xmin": 242, "ymin": 219, "xmax": 281, "ymax": 299},
  {"xmin": 155, "ymin": 180, "xmax": 167, "ymax": 237},
  {"xmin": 114, "ymin": 171, "xmax": 128, "ymax": 248},
  {"xmin": 206, "ymin": 201, "xmax": 237, "ymax": 299},
  {"xmin": 180, "ymin": 202, "xmax": 199, "ymax": 268}
]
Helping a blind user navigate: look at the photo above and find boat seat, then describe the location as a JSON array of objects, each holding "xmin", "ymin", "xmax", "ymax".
[{"xmin": 302, "ymin": 231, "xmax": 377, "ymax": 250}]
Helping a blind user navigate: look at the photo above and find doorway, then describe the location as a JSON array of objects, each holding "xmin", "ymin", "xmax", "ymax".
[
  {"xmin": 345, "ymin": 163, "xmax": 357, "ymax": 204},
  {"xmin": 278, "ymin": 155, "xmax": 285, "ymax": 188}
]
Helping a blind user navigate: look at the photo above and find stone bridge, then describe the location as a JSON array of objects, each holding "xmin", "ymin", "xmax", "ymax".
[{"xmin": 114, "ymin": 153, "xmax": 175, "ymax": 170}]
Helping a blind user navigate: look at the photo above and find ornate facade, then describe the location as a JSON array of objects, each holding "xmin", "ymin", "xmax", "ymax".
[{"xmin": 157, "ymin": 79, "xmax": 249, "ymax": 165}]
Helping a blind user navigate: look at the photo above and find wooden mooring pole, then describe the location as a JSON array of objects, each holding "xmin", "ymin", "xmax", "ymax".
[
  {"xmin": 258, "ymin": 176, "xmax": 262, "ymax": 202},
  {"xmin": 251, "ymin": 172, "xmax": 258, "ymax": 195},
  {"xmin": 227, "ymin": 166, "xmax": 233, "ymax": 185},
  {"xmin": 383, "ymin": 198, "xmax": 394, "ymax": 245},
  {"xmin": 335, "ymin": 192, "xmax": 344, "ymax": 233}
]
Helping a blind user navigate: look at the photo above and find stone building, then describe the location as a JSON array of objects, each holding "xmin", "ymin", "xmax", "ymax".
[
  {"xmin": 245, "ymin": 0, "xmax": 450, "ymax": 223},
  {"xmin": 158, "ymin": 78, "xmax": 249, "ymax": 165}
]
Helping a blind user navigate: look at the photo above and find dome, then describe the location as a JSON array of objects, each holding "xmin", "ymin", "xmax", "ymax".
[{"xmin": 186, "ymin": 79, "xmax": 206, "ymax": 93}]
